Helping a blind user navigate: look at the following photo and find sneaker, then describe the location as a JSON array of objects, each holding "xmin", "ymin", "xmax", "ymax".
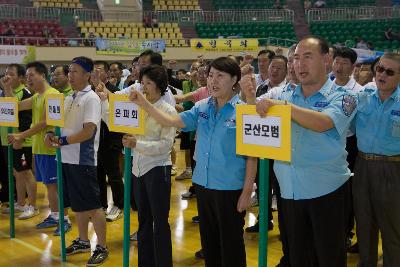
[
  {"xmin": 171, "ymin": 166, "xmax": 178, "ymax": 176},
  {"xmin": 66, "ymin": 238, "xmax": 91, "ymax": 256},
  {"xmin": 106, "ymin": 206, "xmax": 122, "ymax": 222},
  {"xmin": 87, "ymin": 245, "xmax": 109, "ymax": 266},
  {"xmin": 130, "ymin": 231, "xmax": 138, "ymax": 242},
  {"xmin": 194, "ymin": 249, "xmax": 204, "ymax": 259},
  {"xmin": 2, "ymin": 203, "xmax": 26, "ymax": 214},
  {"xmin": 36, "ymin": 215, "xmax": 59, "ymax": 229},
  {"xmin": 175, "ymin": 170, "xmax": 192, "ymax": 181},
  {"xmin": 18, "ymin": 205, "xmax": 39, "ymax": 220},
  {"xmin": 54, "ymin": 220, "xmax": 72, "ymax": 236},
  {"xmin": 181, "ymin": 191, "xmax": 196, "ymax": 199},
  {"xmin": 192, "ymin": 215, "xmax": 200, "ymax": 223}
]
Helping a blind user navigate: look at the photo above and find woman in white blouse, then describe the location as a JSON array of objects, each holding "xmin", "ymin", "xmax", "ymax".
[{"xmin": 121, "ymin": 65, "xmax": 177, "ymax": 267}]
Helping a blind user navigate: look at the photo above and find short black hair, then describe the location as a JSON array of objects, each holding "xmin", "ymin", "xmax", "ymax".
[
  {"xmin": 26, "ymin": 61, "xmax": 48, "ymax": 77},
  {"xmin": 132, "ymin": 56, "xmax": 139, "ymax": 65},
  {"xmin": 139, "ymin": 65, "xmax": 168, "ymax": 96},
  {"xmin": 371, "ymin": 56, "xmax": 381, "ymax": 74},
  {"xmin": 94, "ymin": 60, "xmax": 110, "ymax": 72},
  {"xmin": 208, "ymin": 57, "xmax": 241, "ymax": 85},
  {"xmin": 150, "ymin": 52, "xmax": 163, "ymax": 66},
  {"xmin": 7, "ymin": 64, "xmax": 25, "ymax": 77},
  {"xmin": 271, "ymin": 55, "xmax": 287, "ymax": 68},
  {"xmin": 110, "ymin": 62, "xmax": 123, "ymax": 71},
  {"xmin": 257, "ymin": 49, "xmax": 275, "ymax": 59},
  {"xmin": 177, "ymin": 69, "xmax": 186, "ymax": 74},
  {"xmin": 333, "ymin": 47, "xmax": 358, "ymax": 65},
  {"xmin": 235, "ymin": 56, "xmax": 244, "ymax": 63},
  {"xmin": 300, "ymin": 35, "xmax": 330, "ymax": 55},
  {"xmin": 139, "ymin": 49, "xmax": 154, "ymax": 58},
  {"xmin": 72, "ymin": 56, "xmax": 94, "ymax": 73},
  {"xmin": 53, "ymin": 65, "xmax": 69, "ymax": 76}
]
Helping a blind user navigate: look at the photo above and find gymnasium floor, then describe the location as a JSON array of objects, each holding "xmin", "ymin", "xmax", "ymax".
[{"xmin": 0, "ymin": 145, "xmax": 376, "ymax": 267}]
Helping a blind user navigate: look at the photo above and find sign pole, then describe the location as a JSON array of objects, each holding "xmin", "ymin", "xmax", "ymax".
[
  {"xmin": 123, "ymin": 147, "xmax": 132, "ymax": 267},
  {"xmin": 55, "ymin": 126, "xmax": 66, "ymax": 261},
  {"xmin": 258, "ymin": 159, "xmax": 269, "ymax": 267},
  {"xmin": 7, "ymin": 127, "xmax": 15, "ymax": 238}
]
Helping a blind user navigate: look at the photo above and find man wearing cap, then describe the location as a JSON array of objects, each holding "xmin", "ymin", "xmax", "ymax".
[
  {"xmin": 45, "ymin": 56, "xmax": 108, "ymax": 266},
  {"xmin": 353, "ymin": 52, "xmax": 400, "ymax": 267}
]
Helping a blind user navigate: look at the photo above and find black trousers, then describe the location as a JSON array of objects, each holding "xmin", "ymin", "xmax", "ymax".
[
  {"xmin": 345, "ymin": 135, "xmax": 358, "ymax": 238},
  {"xmin": 353, "ymin": 157, "xmax": 400, "ymax": 267},
  {"xmin": 282, "ymin": 183, "xmax": 347, "ymax": 267},
  {"xmin": 133, "ymin": 166, "xmax": 172, "ymax": 267},
  {"xmin": 195, "ymin": 184, "xmax": 246, "ymax": 267},
  {"xmin": 97, "ymin": 147, "xmax": 124, "ymax": 209},
  {"xmin": 275, "ymin": 178, "xmax": 290, "ymax": 266},
  {"xmin": 0, "ymin": 145, "xmax": 15, "ymax": 203},
  {"xmin": 188, "ymin": 140, "xmax": 196, "ymax": 194}
]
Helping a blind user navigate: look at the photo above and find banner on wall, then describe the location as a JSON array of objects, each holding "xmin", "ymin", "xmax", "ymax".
[
  {"xmin": 0, "ymin": 45, "xmax": 36, "ymax": 64},
  {"xmin": 95, "ymin": 38, "xmax": 166, "ymax": 55},
  {"xmin": 190, "ymin": 38, "xmax": 259, "ymax": 52}
]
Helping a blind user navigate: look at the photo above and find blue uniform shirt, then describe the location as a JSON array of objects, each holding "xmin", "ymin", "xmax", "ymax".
[
  {"xmin": 355, "ymin": 85, "xmax": 400, "ymax": 156},
  {"xmin": 273, "ymin": 79, "xmax": 357, "ymax": 200},
  {"xmin": 180, "ymin": 94, "xmax": 247, "ymax": 190}
]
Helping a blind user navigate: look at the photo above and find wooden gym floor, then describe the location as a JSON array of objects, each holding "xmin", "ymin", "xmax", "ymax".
[{"xmin": 0, "ymin": 144, "xmax": 380, "ymax": 267}]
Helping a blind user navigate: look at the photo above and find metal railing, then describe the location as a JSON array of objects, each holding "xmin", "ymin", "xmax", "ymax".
[
  {"xmin": 307, "ymin": 6, "xmax": 400, "ymax": 22},
  {"xmin": 193, "ymin": 9, "xmax": 294, "ymax": 23},
  {"xmin": 0, "ymin": 4, "xmax": 61, "ymax": 21},
  {"xmin": 73, "ymin": 8, "xmax": 295, "ymax": 23}
]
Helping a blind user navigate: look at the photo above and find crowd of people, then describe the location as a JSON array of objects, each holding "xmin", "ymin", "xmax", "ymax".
[{"xmin": 0, "ymin": 35, "xmax": 399, "ymax": 267}]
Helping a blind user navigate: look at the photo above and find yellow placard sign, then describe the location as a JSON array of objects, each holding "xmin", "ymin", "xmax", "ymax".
[
  {"xmin": 108, "ymin": 94, "xmax": 145, "ymax": 135},
  {"xmin": 190, "ymin": 38, "xmax": 259, "ymax": 52},
  {"xmin": 0, "ymin": 97, "xmax": 19, "ymax": 127},
  {"xmin": 45, "ymin": 94, "xmax": 65, "ymax": 127},
  {"xmin": 236, "ymin": 104, "xmax": 291, "ymax": 162}
]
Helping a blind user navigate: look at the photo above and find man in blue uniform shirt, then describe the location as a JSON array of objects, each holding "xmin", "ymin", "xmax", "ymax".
[
  {"xmin": 242, "ymin": 36, "xmax": 357, "ymax": 267},
  {"xmin": 353, "ymin": 52, "xmax": 400, "ymax": 267}
]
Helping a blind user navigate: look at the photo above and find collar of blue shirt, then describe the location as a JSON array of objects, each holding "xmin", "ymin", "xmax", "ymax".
[
  {"xmin": 293, "ymin": 78, "xmax": 334, "ymax": 99},
  {"xmin": 371, "ymin": 84, "xmax": 400, "ymax": 102},
  {"xmin": 206, "ymin": 93, "xmax": 241, "ymax": 108}
]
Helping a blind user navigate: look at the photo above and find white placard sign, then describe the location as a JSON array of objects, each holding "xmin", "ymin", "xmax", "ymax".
[
  {"xmin": 114, "ymin": 101, "xmax": 139, "ymax": 127},
  {"xmin": 0, "ymin": 100, "xmax": 18, "ymax": 127},
  {"xmin": 242, "ymin": 115, "xmax": 281, "ymax": 148},
  {"xmin": 48, "ymin": 99, "xmax": 62, "ymax": 121}
]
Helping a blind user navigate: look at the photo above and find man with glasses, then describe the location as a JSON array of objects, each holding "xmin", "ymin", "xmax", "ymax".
[{"xmin": 353, "ymin": 52, "xmax": 400, "ymax": 267}]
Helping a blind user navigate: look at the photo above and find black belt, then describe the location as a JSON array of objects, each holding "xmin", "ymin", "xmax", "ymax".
[{"xmin": 358, "ymin": 152, "xmax": 400, "ymax": 162}]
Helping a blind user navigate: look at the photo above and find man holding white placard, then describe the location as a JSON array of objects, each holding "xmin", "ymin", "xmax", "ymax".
[
  {"xmin": 242, "ymin": 36, "xmax": 357, "ymax": 267},
  {"xmin": 0, "ymin": 63, "xmax": 37, "ymax": 220},
  {"xmin": 45, "ymin": 57, "xmax": 108, "ymax": 266}
]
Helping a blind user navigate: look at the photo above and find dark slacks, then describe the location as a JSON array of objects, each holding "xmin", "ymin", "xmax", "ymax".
[
  {"xmin": 195, "ymin": 184, "xmax": 246, "ymax": 267},
  {"xmin": 345, "ymin": 135, "xmax": 358, "ymax": 238},
  {"xmin": 353, "ymin": 157, "xmax": 400, "ymax": 267},
  {"xmin": 282, "ymin": 183, "xmax": 347, "ymax": 267},
  {"xmin": 97, "ymin": 147, "xmax": 124, "ymax": 209},
  {"xmin": 133, "ymin": 166, "xmax": 172, "ymax": 267}
]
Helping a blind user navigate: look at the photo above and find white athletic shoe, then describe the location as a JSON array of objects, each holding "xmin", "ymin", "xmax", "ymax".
[
  {"xmin": 106, "ymin": 206, "xmax": 123, "ymax": 222},
  {"xmin": 2, "ymin": 203, "xmax": 26, "ymax": 214},
  {"xmin": 18, "ymin": 205, "xmax": 39, "ymax": 220}
]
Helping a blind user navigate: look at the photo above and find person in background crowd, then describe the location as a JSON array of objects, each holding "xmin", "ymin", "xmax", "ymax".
[
  {"xmin": 91, "ymin": 60, "xmax": 124, "ymax": 222},
  {"xmin": 51, "ymin": 65, "xmax": 73, "ymax": 96}
]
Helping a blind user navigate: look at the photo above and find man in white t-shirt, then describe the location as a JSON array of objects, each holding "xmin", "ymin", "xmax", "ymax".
[{"xmin": 45, "ymin": 57, "xmax": 108, "ymax": 266}]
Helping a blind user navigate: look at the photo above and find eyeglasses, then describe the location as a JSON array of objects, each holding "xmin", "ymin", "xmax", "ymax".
[{"xmin": 376, "ymin": 65, "xmax": 397, "ymax": 76}]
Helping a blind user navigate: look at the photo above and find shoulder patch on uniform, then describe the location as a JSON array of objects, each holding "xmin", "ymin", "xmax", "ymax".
[
  {"xmin": 342, "ymin": 94, "xmax": 357, "ymax": 117},
  {"xmin": 391, "ymin": 110, "xmax": 400, "ymax": 116}
]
